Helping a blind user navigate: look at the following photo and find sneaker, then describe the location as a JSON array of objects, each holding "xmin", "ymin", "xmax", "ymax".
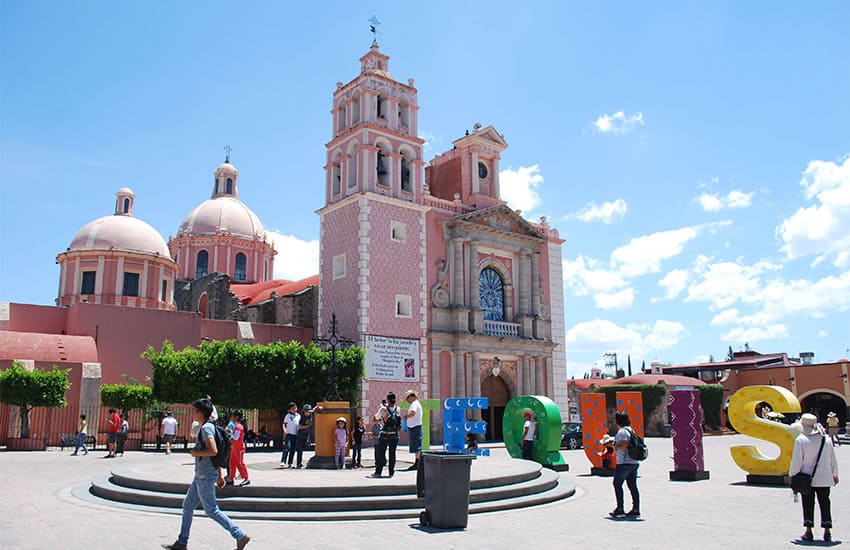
[
  {"xmin": 405, "ymin": 463, "xmax": 418, "ymax": 471},
  {"xmin": 626, "ymin": 510, "xmax": 641, "ymax": 518},
  {"xmin": 236, "ymin": 535, "xmax": 251, "ymax": 549},
  {"xmin": 296, "ymin": 464, "xmax": 303, "ymax": 469},
  {"xmin": 162, "ymin": 542, "xmax": 187, "ymax": 550},
  {"xmin": 388, "ymin": 472, "xmax": 394, "ymax": 478},
  {"xmin": 609, "ymin": 509, "xmax": 625, "ymax": 518},
  {"xmin": 225, "ymin": 479, "xmax": 234, "ymax": 486},
  {"xmin": 279, "ymin": 462, "xmax": 286, "ymax": 467},
  {"xmin": 801, "ymin": 531, "xmax": 814, "ymax": 542},
  {"xmin": 368, "ymin": 473, "xmax": 381, "ymax": 478},
  {"xmin": 239, "ymin": 479, "xmax": 251, "ymax": 487},
  {"xmin": 71, "ymin": 453, "xmax": 77, "ymax": 456}
]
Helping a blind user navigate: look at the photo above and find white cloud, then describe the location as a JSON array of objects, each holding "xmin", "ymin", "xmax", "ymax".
[
  {"xmin": 656, "ymin": 269, "xmax": 689, "ymax": 301},
  {"xmin": 592, "ymin": 111, "xmax": 644, "ymax": 135},
  {"xmin": 697, "ymin": 190, "xmax": 755, "ymax": 212},
  {"xmin": 817, "ymin": 330, "xmax": 830, "ymax": 339},
  {"xmin": 778, "ymin": 155, "xmax": 850, "ymax": 268},
  {"xmin": 562, "ymin": 255, "xmax": 628, "ymax": 296},
  {"xmin": 594, "ymin": 288, "xmax": 635, "ymax": 310},
  {"xmin": 267, "ymin": 230, "xmax": 320, "ymax": 280},
  {"xmin": 611, "ymin": 223, "xmax": 730, "ymax": 277},
  {"xmin": 685, "ymin": 257, "xmax": 781, "ymax": 309},
  {"xmin": 567, "ymin": 199, "xmax": 628, "ymax": 223},
  {"xmin": 722, "ymin": 325, "xmax": 789, "ymax": 344},
  {"xmin": 500, "ymin": 165, "xmax": 543, "ymax": 214},
  {"xmin": 565, "ymin": 319, "xmax": 688, "ymax": 359}
]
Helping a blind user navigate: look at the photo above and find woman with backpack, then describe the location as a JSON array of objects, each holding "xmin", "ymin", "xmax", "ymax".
[
  {"xmin": 162, "ymin": 398, "xmax": 250, "ymax": 550},
  {"xmin": 610, "ymin": 411, "xmax": 641, "ymax": 519}
]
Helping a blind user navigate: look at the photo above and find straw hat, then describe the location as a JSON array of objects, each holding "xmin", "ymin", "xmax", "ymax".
[
  {"xmin": 600, "ymin": 434, "xmax": 615, "ymax": 445},
  {"xmin": 828, "ymin": 411, "xmax": 837, "ymax": 418},
  {"xmin": 403, "ymin": 389, "xmax": 418, "ymax": 400}
]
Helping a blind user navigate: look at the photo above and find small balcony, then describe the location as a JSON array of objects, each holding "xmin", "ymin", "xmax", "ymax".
[{"xmin": 483, "ymin": 320, "xmax": 520, "ymax": 338}]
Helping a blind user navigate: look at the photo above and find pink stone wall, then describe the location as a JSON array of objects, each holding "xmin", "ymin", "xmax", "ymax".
[
  {"xmin": 6, "ymin": 303, "xmax": 68, "ymax": 334},
  {"xmin": 319, "ymin": 203, "xmax": 361, "ymax": 340},
  {"xmin": 363, "ymin": 201, "xmax": 423, "ymax": 339}
]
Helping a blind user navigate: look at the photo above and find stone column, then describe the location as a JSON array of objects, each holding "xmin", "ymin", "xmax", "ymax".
[
  {"xmin": 469, "ymin": 241, "xmax": 480, "ymax": 308},
  {"xmin": 453, "ymin": 351, "xmax": 466, "ymax": 398},
  {"xmin": 471, "ymin": 352, "xmax": 482, "ymax": 421},
  {"xmin": 471, "ymin": 151, "xmax": 480, "ymax": 195},
  {"xmin": 519, "ymin": 355, "xmax": 529, "ymax": 396},
  {"xmin": 546, "ymin": 356, "xmax": 554, "ymax": 397},
  {"xmin": 518, "ymin": 252, "xmax": 530, "ymax": 315},
  {"xmin": 534, "ymin": 356, "xmax": 544, "ymax": 395},
  {"xmin": 531, "ymin": 250, "xmax": 541, "ymax": 318},
  {"xmin": 492, "ymin": 156, "xmax": 501, "ymax": 198},
  {"xmin": 80, "ymin": 362, "xmax": 102, "ymax": 442},
  {"xmin": 451, "ymin": 238, "xmax": 465, "ymax": 306}
]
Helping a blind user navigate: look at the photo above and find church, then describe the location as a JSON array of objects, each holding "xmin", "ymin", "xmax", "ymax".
[{"xmin": 0, "ymin": 43, "xmax": 566, "ymax": 444}]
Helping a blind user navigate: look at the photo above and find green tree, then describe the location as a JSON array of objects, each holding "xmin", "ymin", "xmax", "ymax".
[
  {"xmin": 0, "ymin": 361, "xmax": 71, "ymax": 438},
  {"xmin": 144, "ymin": 339, "xmax": 365, "ymax": 410},
  {"xmin": 627, "ymin": 355, "xmax": 632, "ymax": 376},
  {"xmin": 726, "ymin": 345, "xmax": 734, "ymax": 361},
  {"xmin": 100, "ymin": 382, "xmax": 153, "ymax": 413}
]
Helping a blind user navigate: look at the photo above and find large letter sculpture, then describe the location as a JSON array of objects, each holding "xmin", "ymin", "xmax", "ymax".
[
  {"xmin": 400, "ymin": 398, "xmax": 440, "ymax": 451},
  {"xmin": 669, "ymin": 389, "xmax": 709, "ymax": 481},
  {"xmin": 581, "ymin": 393, "xmax": 608, "ymax": 469},
  {"xmin": 728, "ymin": 385, "xmax": 801, "ymax": 483},
  {"xmin": 503, "ymin": 395, "xmax": 566, "ymax": 468},
  {"xmin": 443, "ymin": 398, "xmax": 489, "ymax": 455}
]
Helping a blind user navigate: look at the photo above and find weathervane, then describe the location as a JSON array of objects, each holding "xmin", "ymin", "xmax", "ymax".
[
  {"xmin": 224, "ymin": 144, "xmax": 233, "ymax": 163},
  {"xmin": 368, "ymin": 15, "xmax": 381, "ymax": 46}
]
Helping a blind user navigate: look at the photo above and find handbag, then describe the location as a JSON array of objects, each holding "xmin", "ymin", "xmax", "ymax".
[{"xmin": 790, "ymin": 436, "xmax": 826, "ymax": 495}]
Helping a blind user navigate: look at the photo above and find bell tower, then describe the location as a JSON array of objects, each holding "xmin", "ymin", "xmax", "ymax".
[
  {"xmin": 318, "ymin": 44, "xmax": 429, "ymax": 416},
  {"xmin": 324, "ymin": 44, "xmax": 425, "ymax": 205}
]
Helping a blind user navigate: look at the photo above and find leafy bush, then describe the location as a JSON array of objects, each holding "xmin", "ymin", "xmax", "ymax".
[
  {"xmin": 697, "ymin": 384, "xmax": 724, "ymax": 428},
  {"xmin": 101, "ymin": 383, "xmax": 153, "ymax": 412},
  {"xmin": 0, "ymin": 361, "xmax": 71, "ymax": 438},
  {"xmin": 144, "ymin": 339, "xmax": 364, "ymax": 410}
]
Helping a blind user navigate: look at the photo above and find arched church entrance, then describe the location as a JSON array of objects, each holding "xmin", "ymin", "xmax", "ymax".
[
  {"xmin": 481, "ymin": 375, "xmax": 510, "ymax": 441},
  {"xmin": 800, "ymin": 392, "xmax": 847, "ymax": 429}
]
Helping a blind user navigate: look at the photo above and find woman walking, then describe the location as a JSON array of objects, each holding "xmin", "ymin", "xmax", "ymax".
[
  {"xmin": 790, "ymin": 413, "xmax": 839, "ymax": 542},
  {"xmin": 71, "ymin": 414, "xmax": 88, "ymax": 456}
]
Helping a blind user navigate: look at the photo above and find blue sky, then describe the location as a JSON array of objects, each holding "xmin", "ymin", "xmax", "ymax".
[{"xmin": 2, "ymin": 2, "xmax": 848, "ymax": 378}]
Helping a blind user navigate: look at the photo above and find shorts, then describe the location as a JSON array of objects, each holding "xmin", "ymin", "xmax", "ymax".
[
  {"xmin": 164, "ymin": 434, "xmax": 176, "ymax": 444},
  {"xmin": 828, "ymin": 426, "xmax": 839, "ymax": 436},
  {"xmin": 107, "ymin": 432, "xmax": 118, "ymax": 444},
  {"xmin": 408, "ymin": 425, "xmax": 423, "ymax": 454}
]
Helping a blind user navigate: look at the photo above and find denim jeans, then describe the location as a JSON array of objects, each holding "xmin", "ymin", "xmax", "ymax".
[
  {"xmin": 802, "ymin": 487, "xmax": 832, "ymax": 528},
  {"xmin": 296, "ymin": 432, "xmax": 309, "ymax": 467},
  {"xmin": 178, "ymin": 470, "xmax": 244, "ymax": 545},
  {"xmin": 73, "ymin": 433, "xmax": 88, "ymax": 454},
  {"xmin": 351, "ymin": 443, "xmax": 362, "ymax": 465},
  {"xmin": 281, "ymin": 434, "xmax": 297, "ymax": 464},
  {"xmin": 613, "ymin": 462, "xmax": 640, "ymax": 511},
  {"xmin": 375, "ymin": 433, "xmax": 398, "ymax": 475}
]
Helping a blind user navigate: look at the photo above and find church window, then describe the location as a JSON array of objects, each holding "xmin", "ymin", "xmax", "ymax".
[
  {"xmin": 395, "ymin": 295, "xmax": 412, "ymax": 318},
  {"xmin": 337, "ymin": 105, "xmax": 346, "ymax": 132},
  {"xmin": 400, "ymin": 154, "xmax": 412, "ymax": 192},
  {"xmin": 226, "ymin": 178, "xmax": 233, "ymax": 194},
  {"xmin": 348, "ymin": 152, "xmax": 357, "ymax": 188},
  {"xmin": 332, "ymin": 163, "xmax": 341, "ymax": 195},
  {"xmin": 80, "ymin": 271, "xmax": 96, "ymax": 294},
  {"xmin": 479, "ymin": 267, "xmax": 505, "ymax": 321},
  {"xmin": 161, "ymin": 279, "xmax": 168, "ymax": 301},
  {"xmin": 376, "ymin": 96, "xmax": 384, "ymax": 119},
  {"xmin": 234, "ymin": 252, "xmax": 247, "ymax": 281},
  {"xmin": 122, "ymin": 272, "xmax": 140, "ymax": 297},
  {"xmin": 122, "ymin": 198, "xmax": 130, "ymax": 214},
  {"xmin": 333, "ymin": 253, "xmax": 346, "ymax": 279},
  {"xmin": 196, "ymin": 250, "xmax": 209, "ymax": 279},
  {"xmin": 390, "ymin": 221, "xmax": 407, "ymax": 242}
]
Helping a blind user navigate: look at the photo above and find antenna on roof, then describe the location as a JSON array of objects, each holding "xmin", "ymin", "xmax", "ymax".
[
  {"xmin": 369, "ymin": 15, "xmax": 381, "ymax": 46},
  {"xmin": 224, "ymin": 144, "xmax": 233, "ymax": 163}
]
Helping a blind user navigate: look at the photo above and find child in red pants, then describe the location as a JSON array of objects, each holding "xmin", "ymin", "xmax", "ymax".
[{"xmin": 226, "ymin": 411, "xmax": 250, "ymax": 486}]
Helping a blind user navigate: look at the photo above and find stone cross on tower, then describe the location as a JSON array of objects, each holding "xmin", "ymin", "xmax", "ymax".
[
  {"xmin": 224, "ymin": 144, "xmax": 233, "ymax": 163},
  {"xmin": 368, "ymin": 15, "xmax": 381, "ymax": 45}
]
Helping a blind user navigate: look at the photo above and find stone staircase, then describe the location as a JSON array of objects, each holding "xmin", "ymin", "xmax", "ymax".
[{"xmin": 83, "ymin": 462, "xmax": 575, "ymax": 521}]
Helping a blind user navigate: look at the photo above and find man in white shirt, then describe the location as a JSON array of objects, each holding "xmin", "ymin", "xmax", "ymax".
[
  {"xmin": 521, "ymin": 412, "xmax": 536, "ymax": 460},
  {"xmin": 161, "ymin": 411, "xmax": 178, "ymax": 455},
  {"xmin": 280, "ymin": 403, "xmax": 300, "ymax": 468},
  {"xmin": 403, "ymin": 390, "xmax": 423, "ymax": 471}
]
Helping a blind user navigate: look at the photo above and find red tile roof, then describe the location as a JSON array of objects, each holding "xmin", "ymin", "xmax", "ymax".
[{"xmin": 231, "ymin": 275, "xmax": 319, "ymax": 305}]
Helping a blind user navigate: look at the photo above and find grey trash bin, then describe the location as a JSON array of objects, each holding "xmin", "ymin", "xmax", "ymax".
[{"xmin": 416, "ymin": 451, "xmax": 474, "ymax": 529}]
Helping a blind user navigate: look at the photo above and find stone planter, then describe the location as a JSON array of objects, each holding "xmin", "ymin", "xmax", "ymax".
[{"xmin": 5, "ymin": 437, "xmax": 48, "ymax": 451}]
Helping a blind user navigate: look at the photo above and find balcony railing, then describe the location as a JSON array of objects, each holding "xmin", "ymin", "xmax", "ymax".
[{"xmin": 483, "ymin": 320, "xmax": 520, "ymax": 338}]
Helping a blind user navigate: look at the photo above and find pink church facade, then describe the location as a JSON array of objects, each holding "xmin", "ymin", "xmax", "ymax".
[{"xmin": 318, "ymin": 45, "xmax": 567, "ymax": 439}]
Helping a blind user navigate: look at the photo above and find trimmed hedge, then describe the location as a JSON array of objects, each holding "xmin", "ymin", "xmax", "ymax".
[
  {"xmin": 697, "ymin": 384, "xmax": 724, "ymax": 428},
  {"xmin": 599, "ymin": 384, "xmax": 667, "ymax": 426}
]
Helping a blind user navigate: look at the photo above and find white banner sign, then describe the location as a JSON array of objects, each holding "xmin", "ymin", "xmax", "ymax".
[{"xmin": 364, "ymin": 335, "xmax": 420, "ymax": 381}]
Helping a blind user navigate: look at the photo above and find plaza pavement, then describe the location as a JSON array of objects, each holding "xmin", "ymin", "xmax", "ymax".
[{"xmin": 0, "ymin": 434, "xmax": 847, "ymax": 549}]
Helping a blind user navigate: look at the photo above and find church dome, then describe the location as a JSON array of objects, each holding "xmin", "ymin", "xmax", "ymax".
[
  {"xmin": 68, "ymin": 189, "xmax": 170, "ymax": 257},
  {"xmin": 177, "ymin": 197, "xmax": 266, "ymax": 240},
  {"xmin": 215, "ymin": 161, "xmax": 239, "ymax": 176}
]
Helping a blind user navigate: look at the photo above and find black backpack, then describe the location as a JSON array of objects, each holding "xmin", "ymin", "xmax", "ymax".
[
  {"xmin": 205, "ymin": 420, "xmax": 232, "ymax": 469},
  {"xmin": 383, "ymin": 407, "xmax": 401, "ymax": 433},
  {"xmin": 626, "ymin": 427, "xmax": 649, "ymax": 461}
]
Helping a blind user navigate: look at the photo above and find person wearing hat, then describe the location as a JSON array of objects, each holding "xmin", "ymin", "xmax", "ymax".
[
  {"xmin": 790, "ymin": 412, "xmax": 839, "ymax": 542},
  {"xmin": 294, "ymin": 404, "xmax": 320, "ymax": 469},
  {"xmin": 334, "ymin": 417, "xmax": 349, "ymax": 469},
  {"xmin": 162, "ymin": 398, "xmax": 250, "ymax": 550},
  {"xmin": 370, "ymin": 392, "xmax": 402, "ymax": 478},
  {"xmin": 598, "ymin": 434, "xmax": 616, "ymax": 470},
  {"xmin": 825, "ymin": 412, "xmax": 840, "ymax": 447},
  {"xmin": 403, "ymin": 389, "xmax": 423, "ymax": 471},
  {"xmin": 520, "ymin": 412, "xmax": 537, "ymax": 460}
]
